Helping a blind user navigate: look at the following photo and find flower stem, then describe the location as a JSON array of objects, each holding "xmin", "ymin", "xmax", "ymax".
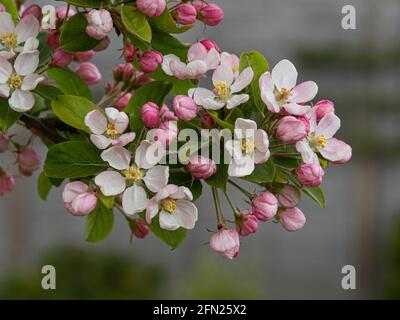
[
  {"xmin": 228, "ymin": 179, "xmax": 253, "ymax": 199},
  {"xmin": 223, "ymin": 190, "xmax": 240, "ymax": 216},
  {"xmin": 212, "ymin": 187, "xmax": 226, "ymax": 228}
]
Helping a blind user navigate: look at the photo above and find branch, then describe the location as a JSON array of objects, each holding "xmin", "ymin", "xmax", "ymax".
[{"xmin": 20, "ymin": 114, "xmax": 67, "ymax": 144}]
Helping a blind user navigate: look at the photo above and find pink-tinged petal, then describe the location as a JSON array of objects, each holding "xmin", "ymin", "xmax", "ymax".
[
  {"xmin": 21, "ymin": 73, "xmax": 44, "ymax": 91},
  {"xmin": 271, "ymin": 59, "xmax": 298, "ymax": 90},
  {"xmin": 143, "ymin": 165, "xmax": 169, "ymax": 193},
  {"xmin": 228, "ymin": 155, "xmax": 255, "ymax": 177},
  {"xmin": 255, "ymin": 129, "xmax": 269, "ymax": 153},
  {"xmin": 94, "ymin": 171, "xmax": 126, "ymax": 196},
  {"xmin": 0, "ymin": 51, "xmax": 15, "ymax": 60},
  {"xmin": 0, "ymin": 57, "xmax": 12, "ymax": 83},
  {"xmin": 212, "ymin": 64, "xmax": 234, "ymax": 86},
  {"xmin": 122, "ymin": 184, "xmax": 148, "ymax": 215},
  {"xmin": 227, "ymin": 94, "xmax": 249, "ymax": 109},
  {"xmin": 192, "ymin": 87, "xmax": 215, "ymax": 105},
  {"xmin": 0, "ymin": 84, "xmax": 10, "ymax": 97},
  {"xmin": 174, "ymin": 200, "xmax": 198, "ymax": 229},
  {"xmin": 62, "ymin": 181, "xmax": 88, "ymax": 203},
  {"xmin": 155, "ymin": 184, "xmax": 180, "ymax": 201},
  {"xmin": 115, "ymin": 132, "xmax": 136, "ymax": 147},
  {"xmin": 205, "ymin": 48, "xmax": 220, "ymax": 70},
  {"xmin": 106, "ymin": 108, "xmax": 129, "ymax": 133},
  {"xmin": 0, "ymin": 13, "xmax": 15, "ymax": 35},
  {"xmin": 234, "ymin": 118, "xmax": 257, "ymax": 138},
  {"xmin": 159, "ymin": 210, "xmax": 181, "ymax": 230},
  {"xmin": 283, "ymin": 102, "xmax": 310, "ymax": 116},
  {"xmin": 230, "ymin": 67, "xmax": 254, "ymax": 93},
  {"xmin": 90, "ymin": 134, "xmax": 112, "ymax": 149},
  {"xmin": 186, "ymin": 60, "xmax": 207, "ymax": 78},
  {"xmin": 161, "ymin": 54, "xmax": 180, "ymax": 76},
  {"xmin": 295, "ymin": 140, "xmax": 319, "ymax": 165},
  {"xmin": 9, "ymin": 89, "xmax": 34, "ymax": 112},
  {"xmin": 101, "ymin": 146, "xmax": 131, "ymax": 170},
  {"xmin": 146, "ymin": 197, "xmax": 159, "ymax": 223},
  {"xmin": 171, "ymin": 186, "xmax": 193, "ymax": 201},
  {"xmin": 84, "ymin": 110, "xmax": 107, "ymax": 134},
  {"xmin": 14, "ymin": 51, "xmax": 39, "ymax": 76},
  {"xmin": 170, "ymin": 59, "xmax": 188, "ymax": 80},
  {"xmin": 16, "ymin": 14, "xmax": 40, "ymax": 44},
  {"xmin": 135, "ymin": 140, "xmax": 165, "ymax": 169},
  {"xmin": 188, "ymin": 43, "xmax": 207, "ymax": 62},
  {"xmin": 315, "ymin": 113, "xmax": 340, "ymax": 138},
  {"xmin": 289, "ymin": 81, "xmax": 318, "ymax": 103},
  {"xmin": 319, "ymin": 138, "xmax": 351, "ymax": 163},
  {"xmin": 308, "ymin": 108, "xmax": 317, "ymax": 133},
  {"xmin": 259, "ymin": 72, "xmax": 280, "ymax": 113},
  {"xmin": 254, "ymin": 149, "xmax": 270, "ymax": 164}
]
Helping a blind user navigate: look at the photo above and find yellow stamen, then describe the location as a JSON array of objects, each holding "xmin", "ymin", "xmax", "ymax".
[
  {"xmin": 277, "ymin": 88, "xmax": 292, "ymax": 102},
  {"xmin": 7, "ymin": 74, "xmax": 22, "ymax": 89},
  {"xmin": 0, "ymin": 32, "xmax": 17, "ymax": 50},
  {"xmin": 317, "ymin": 135, "xmax": 327, "ymax": 149},
  {"xmin": 106, "ymin": 123, "xmax": 119, "ymax": 138},
  {"xmin": 241, "ymin": 138, "xmax": 255, "ymax": 154},
  {"xmin": 123, "ymin": 165, "xmax": 143, "ymax": 181},
  {"xmin": 214, "ymin": 80, "xmax": 230, "ymax": 101},
  {"xmin": 161, "ymin": 198, "xmax": 177, "ymax": 214}
]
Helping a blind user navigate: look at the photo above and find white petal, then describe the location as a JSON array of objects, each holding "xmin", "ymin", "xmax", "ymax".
[
  {"xmin": 271, "ymin": 59, "xmax": 298, "ymax": 90},
  {"xmin": 159, "ymin": 210, "xmax": 181, "ymax": 231},
  {"xmin": 234, "ymin": 118, "xmax": 257, "ymax": 139},
  {"xmin": 295, "ymin": 140, "xmax": 319, "ymax": 165},
  {"xmin": 84, "ymin": 110, "xmax": 107, "ymax": 134},
  {"xmin": 228, "ymin": 156, "xmax": 255, "ymax": 177},
  {"xmin": 122, "ymin": 184, "xmax": 148, "ymax": 216},
  {"xmin": 205, "ymin": 48, "xmax": 220, "ymax": 70},
  {"xmin": 146, "ymin": 197, "xmax": 159, "ymax": 223},
  {"xmin": 225, "ymin": 139, "xmax": 245, "ymax": 164},
  {"xmin": 161, "ymin": 54, "xmax": 180, "ymax": 76},
  {"xmin": 90, "ymin": 134, "xmax": 112, "ymax": 150},
  {"xmin": 174, "ymin": 200, "xmax": 198, "ymax": 229},
  {"xmin": 192, "ymin": 87, "xmax": 216, "ymax": 105},
  {"xmin": 14, "ymin": 51, "xmax": 39, "ymax": 76},
  {"xmin": 212, "ymin": 64, "xmax": 234, "ymax": 87},
  {"xmin": 135, "ymin": 140, "xmax": 165, "ymax": 169},
  {"xmin": 62, "ymin": 181, "xmax": 88, "ymax": 203},
  {"xmin": 0, "ymin": 84, "xmax": 10, "ymax": 97},
  {"xmin": 9, "ymin": 89, "xmax": 34, "ymax": 112},
  {"xmin": 0, "ymin": 13, "xmax": 15, "ymax": 35},
  {"xmin": 259, "ymin": 72, "xmax": 280, "ymax": 113},
  {"xmin": 16, "ymin": 15, "xmax": 40, "ymax": 44},
  {"xmin": 202, "ymin": 97, "xmax": 225, "ymax": 110},
  {"xmin": 171, "ymin": 186, "xmax": 193, "ymax": 201},
  {"xmin": 0, "ymin": 57, "xmax": 12, "ymax": 83},
  {"xmin": 0, "ymin": 51, "xmax": 15, "ymax": 60},
  {"xmin": 95, "ymin": 171, "xmax": 126, "ymax": 196},
  {"xmin": 315, "ymin": 113, "xmax": 341, "ymax": 139},
  {"xmin": 227, "ymin": 94, "xmax": 249, "ymax": 109},
  {"xmin": 254, "ymin": 149, "xmax": 270, "ymax": 164},
  {"xmin": 230, "ymin": 67, "xmax": 254, "ymax": 93},
  {"xmin": 143, "ymin": 165, "xmax": 169, "ymax": 193},
  {"xmin": 23, "ymin": 37, "xmax": 39, "ymax": 51},
  {"xmin": 283, "ymin": 103, "xmax": 311, "ymax": 116},
  {"xmin": 188, "ymin": 43, "xmax": 207, "ymax": 62},
  {"xmin": 289, "ymin": 81, "xmax": 318, "ymax": 103},
  {"xmin": 114, "ymin": 132, "xmax": 136, "ymax": 147},
  {"xmin": 186, "ymin": 60, "xmax": 207, "ymax": 78},
  {"xmin": 21, "ymin": 73, "xmax": 44, "ymax": 91},
  {"xmin": 101, "ymin": 146, "xmax": 131, "ymax": 170},
  {"xmin": 155, "ymin": 184, "xmax": 179, "ymax": 202},
  {"xmin": 255, "ymin": 129, "xmax": 269, "ymax": 153}
]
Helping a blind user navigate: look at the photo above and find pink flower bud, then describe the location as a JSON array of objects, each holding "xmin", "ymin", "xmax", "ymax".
[
  {"xmin": 115, "ymin": 93, "xmax": 132, "ymax": 110},
  {"xmin": 86, "ymin": 9, "xmax": 113, "ymax": 40},
  {"xmin": 315, "ymin": 100, "xmax": 335, "ymax": 121},
  {"xmin": 192, "ymin": 1, "xmax": 205, "ymax": 11},
  {"xmin": 18, "ymin": 147, "xmax": 41, "ymax": 176},
  {"xmin": 123, "ymin": 43, "xmax": 136, "ymax": 62},
  {"xmin": 187, "ymin": 155, "xmax": 217, "ymax": 179},
  {"xmin": 297, "ymin": 115, "xmax": 310, "ymax": 134},
  {"xmin": 252, "ymin": 191, "xmax": 278, "ymax": 221},
  {"xmin": 139, "ymin": 50, "xmax": 163, "ymax": 73},
  {"xmin": 129, "ymin": 218, "xmax": 150, "ymax": 239},
  {"xmin": 141, "ymin": 102, "xmax": 160, "ymax": 128},
  {"xmin": 93, "ymin": 36, "xmax": 110, "ymax": 52},
  {"xmin": 160, "ymin": 104, "xmax": 177, "ymax": 121},
  {"xmin": 210, "ymin": 228, "xmax": 240, "ymax": 260},
  {"xmin": 114, "ymin": 63, "xmax": 134, "ymax": 82},
  {"xmin": 0, "ymin": 4, "xmax": 6, "ymax": 12},
  {"xmin": 46, "ymin": 32, "xmax": 60, "ymax": 49},
  {"xmin": 277, "ymin": 185, "xmax": 300, "ymax": 208},
  {"xmin": 136, "ymin": 0, "xmax": 166, "ymax": 17},
  {"xmin": 199, "ymin": 3, "xmax": 224, "ymax": 27},
  {"xmin": 56, "ymin": 6, "xmax": 76, "ymax": 19},
  {"xmin": 63, "ymin": 181, "xmax": 97, "ymax": 216},
  {"xmin": 279, "ymin": 207, "xmax": 306, "ymax": 231},
  {"xmin": 276, "ymin": 116, "xmax": 308, "ymax": 143},
  {"xmin": 73, "ymin": 50, "xmax": 95, "ymax": 62},
  {"xmin": 173, "ymin": 95, "xmax": 198, "ymax": 121},
  {"xmin": 199, "ymin": 39, "xmax": 221, "ymax": 53},
  {"xmin": 21, "ymin": 5, "xmax": 43, "ymax": 20},
  {"xmin": 236, "ymin": 209, "xmax": 258, "ymax": 237},
  {"xmin": 0, "ymin": 170, "xmax": 15, "ymax": 196},
  {"xmin": 200, "ymin": 113, "xmax": 215, "ymax": 128},
  {"xmin": 52, "ymin": 47, "xmax": 73, "ymax": 67},
  {"xmin": 295, "ymin": 163, "xmax": 324, "ymax": 187},
  {"xmin": 173, "ymin": 4, "xmax": 197, "ymax": 25},
  {"xmin": 0, "ymin": 132, "xmax": 9, "ymax": 153},
  {"xmin": 75, "ymin": 62, "xmax": 102, "ymax": 86}
]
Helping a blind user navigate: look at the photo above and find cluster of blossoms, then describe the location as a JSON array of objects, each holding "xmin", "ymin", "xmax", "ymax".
[{"xmin": 0, "ymin": 1, "xmax": 351, "ymax": 260}]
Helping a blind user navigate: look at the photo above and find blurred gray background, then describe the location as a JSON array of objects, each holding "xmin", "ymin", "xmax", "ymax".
[{"xmin": 1, "ymin": 0, "xmax": 400, "ymax": 299}]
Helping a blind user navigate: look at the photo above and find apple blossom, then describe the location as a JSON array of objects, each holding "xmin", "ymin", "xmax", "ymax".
[
  {"xmin": 146, "ymin": 184, "xmax": 198, "ymax": 230},
  {"xmin": 73, "ymin": 51, "xmax": 95, "ymax": 62},
  {"xmin": 0, "ymin": 52, "xmax": 44, "ymax": 112},
  {"xmin": 18, "ymin": 146, "xmax": 41, "ymax": 176},
  {"xmin": 198, "ymin": 3, "xmax": 224, "ymax": 27},
  {"xmin": 173, "ymin": 95, "xmax": 198, "ymax": 121},
  {"xmin": 0, "ymin": 169, "xmax": 15, "ymax": 196},
  {"xmin": 52, "ymin": 47, "xmax": 73, "ymax": 67},
  {"xmin": 279, "ymin": 207, "xmax": 306, "ymax": 231},
  {"xmin": 85, "ymin": 9, "xmax": 113, "ymax": 40},
  {"xmin": 63, "ymin": 181, "xmax": 98, "ymax": 216},
  {"xmin": 220, "ymin": 52, "xmax": 240, "ymax": 76},
  {"xmin": 75, "ymin": 62, "xmax": 102, "ymax": 85},
  {"xmin": 276, "ymin": 116, "xmax": 308, "ymax": 143},
  {"xmin": 259, "ymin": 59, "xmax": 318, "ymax": 115},
  {"xmin": 115, "ymin": 93, "xmax": 132, "ymax": 110},
  {"xmin": 236, "ymin": 209, "xmax": 258, "ymax": 237},
  {"xmin": 252, "ymin": 191, "xmax": 278, "ymax": 221},
  {"xmin": 123, "ymin": 43, "xmax": 136, "ymax": 62},
  {"xmin": 210, "ymin": 228, "xmax": 240, "ymax": 260},
  {"xmin": 173, "ymin": 4, "xmax": 197, "ymax": 25},
  {"xmin": 139, "ymin": 50, "xmax": 163, "ymax": 73},
  {"xmin": 315, "ymin": 99, "xmax": 335, "ymax": 121},
  {"xmin": 225, "ymin": 118, "xmax": 270, "ymax": 177},
  {"xmin": 0, "ymin": 132, "xmax": 9, "ymax": 153},
  {"xmin": 186, "ymin": 155, "xmax": 217, "ymax": 179},
  {"xmin": 277, "ymin": 185, "xmax": 301, "ymax": 208},
  {"xmin": 137, "ymin": 0, "xmax": 166, "ymax": 17},
  {"xmin": 85, "ymin": 107, "xmax": 136, "ymax": 150},
  {"xmin": 129, "ymin": 218, "xmax": 150, "ymax": 239},
  {"xmin": 199, "ymin": 39, "xmax": 221, "ymax": 53},
  {"xmin": 190, "ymin": 64, "xmax": 254, "ymax": 110},
  {"xmin": 141, "ymin": 102, "xmax": 161, "ymax": 128},
  {"xmin": 295, "ymin": 163, "xmax": 324, "ymax": 187}
]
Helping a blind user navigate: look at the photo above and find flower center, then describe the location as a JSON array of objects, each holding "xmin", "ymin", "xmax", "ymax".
[
  {"xmin": 276, "ymin": 88, "xmax": 292, "ymax": 102},
  {"xmin": 161, "ymin": 198, "xmax": 177, "ymax": 214},
  {"xmin": 7, "ymin": 74, "xmax": 22, "ymax": 89},
  {"xmin": 310, "ymin": 135, "xmax": 327, "ymax": 149},
  {"xmin": 123, "ymin": 165, "xmax": 143, "ymax": 181},
  {"xmin": 106, "ymin": 123, "xmax": 119, "ymax": 138},
  {"xmin": 241, "ymin": 138, "xmax": 255, "ymax": 154},
  {"xmin": 0, "ymin": 32, "xmax": 17, "ymax": 50},
  {"xmin": 214, "ymin": 80, "xmax": 230, "ymax": 101}
]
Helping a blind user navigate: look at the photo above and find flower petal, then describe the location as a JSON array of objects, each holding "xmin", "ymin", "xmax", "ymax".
[
  {"xmin": 16, "ymin": 14, "xmax": 40, "ymax": 44},
  {"xmin": 319, "ymin": 138, "xmax": 351, "ymax": 163},
  {"xmin": 0, "ymin": 57, "xmax": 12, "ymax": 83},
  {"xmin": 188, "ymin": 43, "xmax": 207, "ymax": 62},
  {"xmin": 315, "ymin": 113, "xmax": 340, "ymax": 138},
  {"xmin": 84, "ymin": 110, "xmax": 107, "ymax": 134},
  {"xmin": 171, "ymin": 186, "xmax": 193, "ymax": 201},
  {"xmin": 255, "ymin": 129, "xmax": 269, "ymax": 153},
  {"xmin": 259, "ymin": 72, "xmax": 280, "ymax": 113},
  {"xmin": 174, "ymin": 200, "xmax": 198, "ymax": 229},
  {"xmin": 0, "ymin": 84, "xmax": 10, "ymax": 97},
  {"xmin": 289, "ymin": 81, "xmax": 318, "ymax": 103},
  {"xmin": 295, "ymin": 140, "xmax": 319, "ymax": 165},
  {"xmin": 159, "ymin": 210, "xmax": 181, "ymax": 231},
  {"xmin": 94, "ymin": 171, "xmax": 126, "ymax": 196},
  {"xmin": 21, "ymin": 73, "xmax": 44, "ymax": 91},
  {"xmin": 23, "ymin": 37, "xmax": 39, "ymax": 51},
  {"xmin": 9, "ymin": 89, "xmax": 35, "ymax": 112},
  {"xmin": 122, "ymin": 184, "xmax": 148, "ymax": 216},
  {"xmin": 234, "ymin": 118, "xmax": 257, "ymax": 139},
  {"xmin": 143, "ymin": 165, "xmax": 169, "ymax": 193},
  {"xmin": 62, "ymin": 181, "xmax": 88, "ymax": 203},
  {"xmin": 0, "ymin": 13, "xmax": 15, "ymax": 35},
  {"xmin": 227, "ymin": 94, "xmax": 249, "ymax": 109},
  {"xmin": 230, "ymin": 67, "xmax": 254, "ymax": 93},
  {"xmin": 90, "ymin": 134, "xmax": 112, "ymax": 150},
  {"xmin": 271, "ymin": 59, "xmax": 298, "ymax": 90},
  {"xmin": 205, "ymin": 48, "xmax": 220, "ymax": 70},
  {"xmin": 228, "ymin": 155, "xmax": 255, "ymax": 177},
  {"xmin": 186, "ymin": 60, "xmax": 207, "ymax": 78},
  {"xmin": 14, "ymin": 51, "xmax": 39, "ymax": 76},
  {"xmin": 135, "ymin": 140, "xmax": 165, "ymax": 169},
  {"xmin": 105, "ymin": 107, "xmax": 129, "ymax": 133},
  {"xmin": 254, "ymin": 149, "xmax": 270, "ymax": 164},
  {"xmin": 101, "ymin": 146, "xmax": 131, "ymax": 170},
  {"xmin": 146, "ymin": 197, "xmax": 159, "ymax": 223},
  {"xmin": 114, "ymin": 132, "xmax": 136, "ymax": 147},
  {"xmin": 161, "ymin": 54, "xmax": 180, "ymax": 76},
  {"xmin": 212, "ymin": 64, "xmax": 234, "ymax": 87},
  {"xmin": 283, "ymin": 102, "xmax": 311, "ymax": 116}
]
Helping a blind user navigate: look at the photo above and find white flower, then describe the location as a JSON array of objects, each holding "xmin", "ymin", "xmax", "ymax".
[
  {"xmin": 190, "ymin": 63, "xmax": 254, "ymax": 110},
  {"xmin": 0, "ymin": 52, "xmax": 44, "ymax": 112},
  {"xmin": 225, "ymin": 118, "xmax": 270, "ymax": 177},
  {"xmin": 146, "ymin": 184, "xmax": 198, "ymax": 231},
  {"xmin": 94, "ymin": 142, "xmax": 168, "ymax": 215},
  {"xmin": 259, "ymin": 59, "xmax": 318, "ymax": 115},
  {"xmin": 84, "ymin": 107, "xmax": 136, "ymax": 150},
  {"xmin": 0, "ymin": 12, "xmax": 40, "ymax": 59}
]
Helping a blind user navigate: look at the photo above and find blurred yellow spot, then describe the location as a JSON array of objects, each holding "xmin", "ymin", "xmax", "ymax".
[{"xmin": 161, "ymin": 198, "xmax": 177, "ymax": 214}]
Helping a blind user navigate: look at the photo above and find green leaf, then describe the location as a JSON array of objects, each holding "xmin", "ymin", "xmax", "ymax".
[
  {"xmin": 151, "ymin": 27, "xmax": 188, "ymax": 61},
  {"xmin": 37, "ymin": 171, "xmax": 53, "ymax": 201},
  {"xmin": 0, "ymin": 97, "xmax": 20, "ymax": 131},
  {"xmin": 85, "ymin": 202, "xmax": 114, "ymax": 242},
  {"xmin": 47, "ymin": 68, "xmax": 93, "ymax": 100},
  {"xmin": 172, "ymin": 79, "xmax": 196, "ymax": 96},
  {"xmin": 99, "ymin": 192, "xmax": 115, "ymax": 209},
  {"xmin": 0, "ymin": 0, "xmax": 19, "ymax": 22},
  {"xmin": 242, "ymin": 159, "xmax": 276, "ymax": 184},
  {"xmin": 63, "ymin": 0, "xmax": 109, "ymax": 8},
  {"xmin": 44, "ymin": 141, "xmax": 107, "ymax": 179},
  {"xmin": 225, "ymin": 108, "xmax": 244, "ymax": 125},
  {"xmin": 207, "ymin": 111, "xmax": 234, "ymax": 130},
  {"xmin": 206, "ymin": 164, "xmax": 228, "ymax": 191},
  {"xmin": 303, "ymin": 186, "xmax": 326, "ymax": 208},
  {"xmin": 38, "ymin": 33, "xmax": 52, "ymax": 65},
  {"xmin": 121, "ymin": 6, "xmax": 152, "ymax": 43},
  {"xmin": 150, "ymin": 9, "xmax": 192, "ymax": 34},
  {"xmin": 60, "ymin": 13, "xmax": 101, "ymax": 52},
  {"xmin": 51, "ymin": 95, "xmax": 97, "ymax": 132},
  {"xmin": 138, "ymin": 212, "xmax": 187, "ymax": 249},
  {"xmin": 34, "ymin": 84, "xmax": 63, "ymax": 101}
]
